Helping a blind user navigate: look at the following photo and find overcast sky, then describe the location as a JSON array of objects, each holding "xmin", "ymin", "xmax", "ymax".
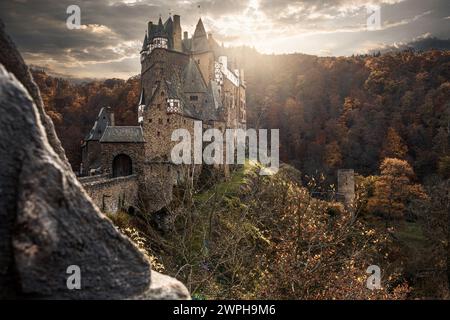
[{"xmin": 1, "ymin": 0, "xmax": 449, "ymax": 78}]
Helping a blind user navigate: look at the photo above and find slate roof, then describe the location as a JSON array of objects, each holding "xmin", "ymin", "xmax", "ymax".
[
  {"xmin": 85, "ymin": 107, "xmax": 113, "ymax": 141},
  {"xmin": 192, "ymin": 19, "xmax": 209, "ymax": 52},
  {"xmin": 183, "ymin": 59, "xmax": 207, "ymax": 93},
  {"xmin": 100, "ymin": 126, "xmax": 145, "ymax": 143},
  {"xmin": 164, "ymin": 17, "xmax": 174, "ymax": 48},
  {"xmin": 155, "ymin": 17, "xmax": 168, "ymax": 39},
  {"xmin": 141, "ymin": 32, "xmax": 148, "ymax": 51}
]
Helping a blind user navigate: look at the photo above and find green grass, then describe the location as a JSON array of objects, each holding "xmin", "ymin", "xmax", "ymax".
[{"xmin": 194, "ymin": 160, "xmax": 257, "ymax": 204}]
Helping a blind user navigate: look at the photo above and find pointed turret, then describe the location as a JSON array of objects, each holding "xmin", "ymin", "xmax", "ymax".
[
  {"xmin": 164, "ymin": 16, "xmax": 173, "ymax": 34},
  {"xmin": 141, "ymin": 31, "xmax": 148, "ymax": 52},
  {"xmin": 146, "ymin": 16, "xmax": 169, "ymax": 52},
  {"xmin": 192, "ymin": 18, "xmax": 209, "ymax": 52},
  {"xmin": 193, "ymin": 18, "xmax": 207, "ymax": 38},
  {"xmin": 156, "ymin": 17, "xmax": 167, "ymax": 38},
  {"xmin": 164, "ymin": 16, "xmax": 174, "ymax": 49}
]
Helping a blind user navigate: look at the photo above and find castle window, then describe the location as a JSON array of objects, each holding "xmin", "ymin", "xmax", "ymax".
[
  {"xmin": 149, "ymin": 119, "xmax": 152, "ymax": 123},
  {"xmin": 161, "ymin": 91, "xmax": 165, "ymax": 97},
  {"xmin": 183, "ymin": 119, "xmax": 186, "ymax": 124},
  {"xmin": 157, "ymin": 104, "xmax": 161, "ymax": 110},
  {"xmin": 167, "ymin": 118, "xmax": 170, "ymax": 124},
  {"xmin": 158, "ymin": 119, "xmax": 163, "ymax": 124},
  {"xmin": 190, "ymin": 95, "xmax": 198, "ymax": 101},
  {"xmin": 167, "ymin": 166, "xmax": 170, "ymax": 172},
  {"xmin": 157, "ymin": 131, "xmax": 161, "ymax": 137}
]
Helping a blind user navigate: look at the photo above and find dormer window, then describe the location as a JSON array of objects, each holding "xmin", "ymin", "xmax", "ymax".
[{"xmin": 167, "ymin": 98, "xmax": 181, "ymax": 114}]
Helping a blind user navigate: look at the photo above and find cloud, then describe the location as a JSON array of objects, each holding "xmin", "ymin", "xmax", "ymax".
[{"xmin": 0, "ymin": 0, "xmax": 448, "ymax": 78}]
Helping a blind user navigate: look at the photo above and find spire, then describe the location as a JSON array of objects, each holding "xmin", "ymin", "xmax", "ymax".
[
  {"xmin": 152, "ymin": 17, "xmax": 168, "ymax": 39},
  {"xmin": 164, "ymin": 16, "xmax": 174, "ymax": 49},
  {"xmin": 141, "ymin": 31, "xmax": 148, "ymax": 51},
  {"xmin": 193, "ymin": 18, "xmax": 207, "ymax": 39},
  {"xmin": 192, "ymin": 18, "xmax": 209, "ymax": 52}
]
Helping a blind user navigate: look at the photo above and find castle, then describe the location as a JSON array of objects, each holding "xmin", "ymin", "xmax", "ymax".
[{"xmin": 80, "ymin": 15, "xmax": 246, "ymax": 214}]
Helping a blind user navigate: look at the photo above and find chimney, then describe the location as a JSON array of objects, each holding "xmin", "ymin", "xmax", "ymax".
[
  {"xmin": 173, "ymin": 15, "xmax": 180, "ymax": 27},
  {"xmin": 106, "ymin": 106, "xmax": 115, "ymax": 126},
  {"xmin": 173, "ymin": 15, "xmax": 182, "ymax": 51},
  {"xmin": 147, "ymin": 21, "xmax": 153, "ymax": 38},
  {"xmin": 184, "ymin": 31, "xmax": 188, "ymax": 40}
]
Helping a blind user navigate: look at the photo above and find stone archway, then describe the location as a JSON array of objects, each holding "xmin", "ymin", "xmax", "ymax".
[{"xmin": 112, "ymin": 154, "xmax": 132, "ymax": 178}]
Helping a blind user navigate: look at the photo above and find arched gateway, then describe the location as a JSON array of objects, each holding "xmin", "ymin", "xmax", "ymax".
[{"xmin": 112, "ymin": 154, "xmax": 132, "ymax": 178}]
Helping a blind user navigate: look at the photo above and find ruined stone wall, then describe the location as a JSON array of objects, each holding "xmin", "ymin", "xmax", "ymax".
[
  {"xmin": 337, "ymin": 169, "xmax": 355, "ymax": 208},
  {"xmin": 82, "ymin": 175, "xmax": 139, "ymax": 214}
]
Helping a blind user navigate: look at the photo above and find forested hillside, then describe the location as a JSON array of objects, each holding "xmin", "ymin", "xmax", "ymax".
[{"xmin": 33, "ymin": 49, "xmax": 450, "ymax": 181}]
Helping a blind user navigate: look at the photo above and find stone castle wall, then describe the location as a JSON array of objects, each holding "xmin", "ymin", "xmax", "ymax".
[
  {"xmin": 81, "ymin": 174, "xmax": 139, "ymax": 214},
  {"xmin": 101, "ymin": 142, "xmax": 145, "ymax": 177}
]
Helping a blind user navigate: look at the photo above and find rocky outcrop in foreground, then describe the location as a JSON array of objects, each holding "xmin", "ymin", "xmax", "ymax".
[{"xmin": 0, "ymin": 21, "xmax": 189, "ymax": 300}]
